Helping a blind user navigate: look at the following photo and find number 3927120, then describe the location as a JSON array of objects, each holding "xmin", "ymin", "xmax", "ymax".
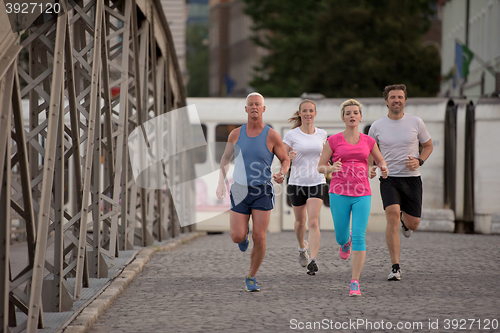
[{"xmin": 5, "ymin": 2, "xmax": 61, "ymax": 14}]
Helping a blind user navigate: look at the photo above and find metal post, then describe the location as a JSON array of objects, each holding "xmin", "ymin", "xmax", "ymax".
[
  {"xmin": 0, "ymin": 63, "xmax": 15, "ymax": 333},
  {"xmin": 51, "ymin": 85, "xmax": 65, "ymax": 311},
  {"xmin": 131, "ymin": 1, "xmax": 153, "ymax": 247},
  {"xmin": 74, "ymin": 0, "xmax": 104, "ymax": 300},
  {"xmin": 91, "ymin": 78, "xmax": 102, "ymax": 279},
  {"xmin": 116, "ymin": 0, "xmax": 133, "ymax": 251},
  {"xmin": 26, "ymin": 11, "xmax": 67, "ymax": 330},
  {"xmin": 495, "ymin": 73, "xmax": 500, "ymax": 97},
  {"xmin": 150, "ymin": 7, "xmax": 162, "ymax": 242},
  {"xmin": 100, "ymin": 7, "xmax": 115, "ymax": 260},
  {"xmin": 460, "ymin": 0, "xmax": 470, "ymax": 98},
  {"xmin": 11, "ymin": 71, "xmax": 36, "ymax": 264}
]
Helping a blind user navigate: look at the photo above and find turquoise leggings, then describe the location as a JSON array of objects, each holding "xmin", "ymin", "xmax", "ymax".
[{"xmin": 329, "ymin": 193, "xmax": 371, "ymax": 251}]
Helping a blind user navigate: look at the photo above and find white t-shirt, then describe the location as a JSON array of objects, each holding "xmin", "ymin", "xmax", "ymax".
[
  {"xmin": 368, "ymin": 114, "xmax": 431, "ymax": 177},
  {"xmin": 283, "ymin": 127, "xmax": 327, "ymax": 186}
]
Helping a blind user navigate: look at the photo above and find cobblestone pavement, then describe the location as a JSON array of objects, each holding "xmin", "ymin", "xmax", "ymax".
[{"xmin": 88, "ymin": 231, "xmax": 500, "ymax": 333}]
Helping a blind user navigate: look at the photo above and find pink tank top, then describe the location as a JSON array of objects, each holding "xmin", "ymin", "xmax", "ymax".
[{"xmin": 327, "ymin": 133, "xmax": 375, "ymax": 196}]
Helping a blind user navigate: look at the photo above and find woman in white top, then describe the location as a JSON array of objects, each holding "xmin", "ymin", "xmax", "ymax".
[{"xmin": 283, "ymin": 99, "xmax": 327, "ymax": 275}]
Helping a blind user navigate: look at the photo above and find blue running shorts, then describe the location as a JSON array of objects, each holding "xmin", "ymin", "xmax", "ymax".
[{"xmin": 230, "ymin": 182, "xmax": 275, "ymax": 215}]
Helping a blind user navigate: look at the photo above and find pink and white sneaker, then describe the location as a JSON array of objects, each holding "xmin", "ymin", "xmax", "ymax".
[
  {"xmin": 339, "ymin": 231, "xmax": 352, "ymax": 260},
  {"xmin": 349, "ymin": 279, "xmax": 361, "ymax": 297}
]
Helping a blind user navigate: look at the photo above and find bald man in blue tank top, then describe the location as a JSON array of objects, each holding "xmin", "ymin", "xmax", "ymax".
[{"xmin": 216, "ymin": 92, "xmax": 290, "ymax": 292}]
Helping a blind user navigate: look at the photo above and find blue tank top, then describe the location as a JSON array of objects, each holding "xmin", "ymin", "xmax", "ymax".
[{"xmin": 233, "ymin": 124, "xmax": 274, "ymax": 186}]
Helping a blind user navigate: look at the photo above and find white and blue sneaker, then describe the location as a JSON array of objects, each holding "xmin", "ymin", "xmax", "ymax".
[
  {"xmin": 238, "ymin": 224, "xmax": 250, "ymax": 252},
  {"xmin": 298, "ymin": 240, "xmax": 309, "ymax": 267},
  {"xmin": 245, "ymin": 275, "xmax": 260, "ymax": 292}
]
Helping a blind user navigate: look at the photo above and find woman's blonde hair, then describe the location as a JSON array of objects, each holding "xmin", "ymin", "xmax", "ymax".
[
  {"xmin": 288, "ymin": 99, "xmax": 317, "ymax": 129},
  {"xmin": 340, "ymin": 99, "xmax": 362, "ymax": 119}
]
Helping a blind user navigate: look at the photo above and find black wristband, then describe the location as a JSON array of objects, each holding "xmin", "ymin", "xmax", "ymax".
[{"xmin": 417, "ymin": 158, "xmax": 424, "ymax": 166}]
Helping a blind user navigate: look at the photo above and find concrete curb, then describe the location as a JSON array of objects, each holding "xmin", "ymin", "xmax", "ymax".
[
  {"xmin": 60, "ymin": 231, "xmax": 207, "ymax": 333},
  {"xmin": 491, "ymin": 212, "xmax": 500, "ymax": 234},
  {"xmin": 418, "ymin": 208, "xmax": 455, "ymax": 232}
]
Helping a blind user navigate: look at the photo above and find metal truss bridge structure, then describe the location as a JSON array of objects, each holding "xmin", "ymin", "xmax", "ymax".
[{"xmin": 0, "ymin": 0, "xmax": 194, "ymax": 330}]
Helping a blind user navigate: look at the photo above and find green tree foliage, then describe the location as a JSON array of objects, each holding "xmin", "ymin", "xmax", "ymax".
[
  {"xmin": 186, "ymin": 23, "xmax": 209, "ymax": 97},
  {"xmin": 243, "ymin": 0, "xmax": 440, "ymax": 97}
]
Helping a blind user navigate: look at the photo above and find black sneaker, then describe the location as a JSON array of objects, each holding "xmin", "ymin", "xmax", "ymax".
[
  {"xmin": 306, "ymin": 258, "xmax": 318, "ymax": 275},
  {"xmin": 388, "ymin": 264, "xmax": 401, "ymax": 281}
]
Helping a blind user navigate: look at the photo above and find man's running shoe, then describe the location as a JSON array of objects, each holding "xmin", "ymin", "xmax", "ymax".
[
  {"xmin": 245, "ymin": 275, "xmax": 260, "ymax": 292},
  {"xmin": 306, "ymin": 258, "xmax": 318, "ymax": 276},
  {"xmin": 401, "ymin": 220, "xmax": 413, "ymax": 238},
  {"xmin": 339, "ymin": 231, "xmax": 352, "ymax": 260},
  {"xmin": 349, "ymin": 280, "xmax": 361, "ymax": 296},
  {"xmin": 298, "ymin": 240, "xmax": 309, "ymax": 267},
  {"xmin": 238, "ymin": 224, "xmax": 250, "ymax": 252},
  {"xmin": 388, "ymin": 264, "xmax": 401, "ymax": 281}
]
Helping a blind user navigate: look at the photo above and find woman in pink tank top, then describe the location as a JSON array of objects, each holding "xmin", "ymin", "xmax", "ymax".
[{"xmin": 317, "ymin": 99, "xmax": 388, "ymax": 297}]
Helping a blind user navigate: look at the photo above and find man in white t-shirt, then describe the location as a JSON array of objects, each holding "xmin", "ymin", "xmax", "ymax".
[{"xmin": 368, "ymin": 84, "xmax": 433, "ymax": 281}]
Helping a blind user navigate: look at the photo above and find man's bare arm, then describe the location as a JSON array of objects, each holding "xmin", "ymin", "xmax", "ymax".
[
  {"xmin": 269, "ymin": 129, "xmax": 290, "ymax": 184},
  {"xmin": 216, "ymin": 129, "xmax": 238, "ymax": 199}
]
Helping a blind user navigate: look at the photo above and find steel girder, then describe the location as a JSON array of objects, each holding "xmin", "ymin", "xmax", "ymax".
[{"xmin": 0, "ymin": 0, "xmax": 190, "ymax": 330}]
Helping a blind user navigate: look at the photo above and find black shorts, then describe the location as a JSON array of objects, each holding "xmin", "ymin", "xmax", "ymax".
[
  {"xmin": 379, "ymin": 176, "xmax": 422, "ymax": 218},
  {"xmin": 287, "ymin": 184, "xmax": 326, "ymax": 207}
]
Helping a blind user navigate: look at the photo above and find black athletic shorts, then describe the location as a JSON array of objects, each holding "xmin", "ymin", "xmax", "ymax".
[
  {"xmin": 287, "ymin": 184, "xmax": 326, "ymax": 207},
  {"xmin": 379, "ymin": 176, "xmax": 422, "ymax": 218}
]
